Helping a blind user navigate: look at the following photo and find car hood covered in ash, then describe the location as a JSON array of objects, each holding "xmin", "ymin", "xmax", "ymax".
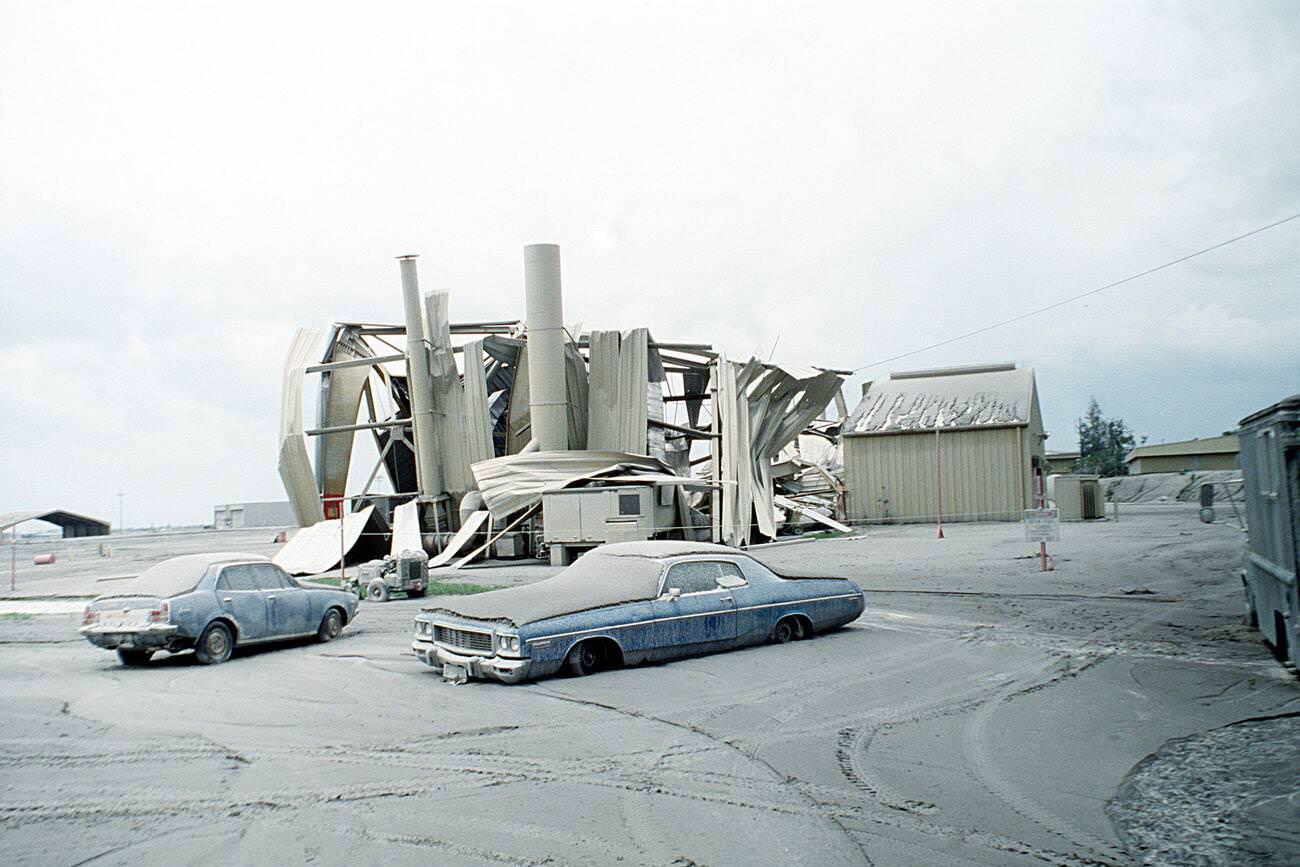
[{"xmin": 422, "ymin": 549, "xmax": 671, "ymax": 626}]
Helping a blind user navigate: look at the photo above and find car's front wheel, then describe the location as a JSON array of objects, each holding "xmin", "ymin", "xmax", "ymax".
[
  {"xmin": 195, "ymin": 622, "xmax": 233, "ymax": 665},
  {"xmin": 116, "ymin": 648, "xmax": 153, "ymax": 667},
  {"xmin": 317, "ymin": 608, "xmax": 342, "ymax": 642},
  {"xmin": 368, "ymin": 579, "xmax": 389, "ymax": 603},
  {"xmin": 566, "ymin": 641, "xmax": 602, "ymax": 676}
]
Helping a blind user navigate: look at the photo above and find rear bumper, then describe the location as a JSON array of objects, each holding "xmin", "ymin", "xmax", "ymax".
[
  {"xmin": 411, "ymin": 638, "xmax": 531, "ymax": 684},
  {"xmin": 79, "ymin": 624, "xmax": 181, "ymax": 650}
]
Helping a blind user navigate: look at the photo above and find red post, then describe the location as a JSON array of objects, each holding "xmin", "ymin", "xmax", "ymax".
[
  {"xmin": 935, "ymin": 423, "xmax": 945, "ymax": 539},
  {"xmin": 1036, "ymin": 469, "xmax": 1047, "ymax": 572},
  {"xmin": 334, "ymin": 497, "xmax": 346, "ymax": 583}
]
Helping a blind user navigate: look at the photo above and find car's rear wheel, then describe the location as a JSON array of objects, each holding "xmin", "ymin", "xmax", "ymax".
[
  {"xmin": 772, "ymin": 618, "xmax": 798, "ymax": 644},
  {"xmin": 406, "ymin": 587, "xmax": 426, "ymax": 598},
  {"xmin": 116, "ymin": 648, "xmax": 153, "ymax": 667},
  {"xmin": 317, "ymin": 608, "xmax": 342, "ymax": 642},
  {"xmin": 195, "ymin": 622, "xmax": 233, "ymax": 665},
  {"xmin": 566, "ymin": 641, "xmax": 602, "ymax": 676},
  {"xmin": 368, "ymin": 579, "xmax": 389, "ymax": 603}
]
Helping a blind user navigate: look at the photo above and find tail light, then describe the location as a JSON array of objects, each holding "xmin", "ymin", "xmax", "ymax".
[
  {"xmin": 82, "ymin": 606, "xmax": 98, "ymax": 626},
  {"xmin": 148, "ymin": 601, "xmax": 170, "ymax": 623}
]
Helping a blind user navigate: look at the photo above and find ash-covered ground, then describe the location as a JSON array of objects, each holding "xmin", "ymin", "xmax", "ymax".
[{"xmin": 1, "ymin": 506, "xmax": 1296, "ymax": 866}]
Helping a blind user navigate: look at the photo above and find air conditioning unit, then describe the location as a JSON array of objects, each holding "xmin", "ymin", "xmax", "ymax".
[{"xmin": 541, "ymin": 485, "xmax": 676, "ymax": 565}]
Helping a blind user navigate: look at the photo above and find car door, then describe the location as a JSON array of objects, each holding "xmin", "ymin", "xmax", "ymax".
[
  {"xmin": 253, "ymin": 564, "xmax": 314, "ymax": 637},
  {"xmin": 651, "ymin": 561, "xmax": 738, "ymax": 660},
  {"xmin": 717, "ymin": 561, "xmax": 766, "ymax": 645},
  {"xmin": 216, "ymin": 564, "xmax": 270, "ymax": 642}
]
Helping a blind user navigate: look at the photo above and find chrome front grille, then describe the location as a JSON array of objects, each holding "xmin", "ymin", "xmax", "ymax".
[{"xmin": 433, "ymin": 624, "xmax": 494, "ymax": 654}]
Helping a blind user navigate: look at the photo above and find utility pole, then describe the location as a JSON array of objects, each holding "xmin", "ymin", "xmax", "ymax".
[{"xmin": 117, "ymin": 491, "xmax": 124, "ymax": 534}]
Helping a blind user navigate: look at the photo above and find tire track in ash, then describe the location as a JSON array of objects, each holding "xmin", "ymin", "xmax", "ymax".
[
  {"xmin": 1, "ymin": 723, "xmax": 1123, "ymax": 867},
  {"xmin": 526, "ymin": 684, "xmax": 877, "ymax": 866},
  {"xmin": 959, "ymin": 652, "xmax": 1127, "ymax": 862},
  {"xmin": 834, "ymin": 659, "xmax": 1048, "ymax": 813}
]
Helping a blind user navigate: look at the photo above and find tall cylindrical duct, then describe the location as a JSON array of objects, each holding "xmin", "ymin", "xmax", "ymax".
[
  {"xmin": 524, "ymin": 243, "xmax": 568, "ymax": 451},
  {"xmin": 398, "ymin": 255, "xmax": 444, "ymax": 498}
]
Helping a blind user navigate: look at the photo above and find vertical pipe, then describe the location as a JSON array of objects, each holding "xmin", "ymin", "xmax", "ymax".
[
  {"xmin": 523, "ymin": 244, "xmax": 568, "ymax": 451},
  {"xmin": 398, "ymin": 255, "xmax": 444, "ymax": 499},
  {"xmin": 709, "ymin": 365, "xmax": 721, "ymax": 543}
]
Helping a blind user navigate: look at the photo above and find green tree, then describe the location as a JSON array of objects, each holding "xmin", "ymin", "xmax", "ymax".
[{"xmin": 1073, "ymin": 398, "xmax": 1136, "ymax": 477}]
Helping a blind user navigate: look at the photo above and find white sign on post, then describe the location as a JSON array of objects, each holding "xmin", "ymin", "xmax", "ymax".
[{"xmin": 1024, "ymin": 508, "xmax": 1060, "ymax": 542}]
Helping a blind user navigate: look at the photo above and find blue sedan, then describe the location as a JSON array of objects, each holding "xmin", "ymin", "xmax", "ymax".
[
  {"xmin": 80, "ymin": 552, "xmax": 359, "ymax": 666},
  {"xmin": 412, "ymin": 541, "xmax": 865, "ymax": 683}
]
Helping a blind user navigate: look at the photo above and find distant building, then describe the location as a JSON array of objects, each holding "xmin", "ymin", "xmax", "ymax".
[
  {"xmin": 212, "ymin": 501, "xmax": 297, "ymax": 529},
  {"xmin": 1046, "ymin": 450, "xmax": 1080, "ymax": 475},
  {"xmin": 0, "ymin": 509, "xmax": 111, "ymax": 538},
  {"xmin": 1125, "ymin": 435, "xmax": 1239, "ymax": 474},
  {"xmin": 842, "ymin": 363, "xmax": 1047, "ymax": 523}
]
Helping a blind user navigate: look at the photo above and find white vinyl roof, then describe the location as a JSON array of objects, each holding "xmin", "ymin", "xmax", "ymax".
[{"xmin": 845, "ymin": 365, "xmax": 1036, "ymax": 435}]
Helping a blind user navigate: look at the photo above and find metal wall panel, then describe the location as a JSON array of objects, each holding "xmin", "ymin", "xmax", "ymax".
[{"xmin": 845, "ymin": 427, "xmax": 1027, "ymax": 523}]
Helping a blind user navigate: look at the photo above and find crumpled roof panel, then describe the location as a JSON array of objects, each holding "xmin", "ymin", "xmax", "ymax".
[{"xmin": 846, "ymin": 367, "xmax": 1035, "ymax": 434}]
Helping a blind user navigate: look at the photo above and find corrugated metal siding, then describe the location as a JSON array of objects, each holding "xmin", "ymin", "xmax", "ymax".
[{"xmin": 845, "ymin": 427, "xmax": 1026, "ymax": 523}]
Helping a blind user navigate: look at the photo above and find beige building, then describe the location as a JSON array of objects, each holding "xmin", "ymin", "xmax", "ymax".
[
  {"xmin": 842, "ymin": 363, "xmax": 1047, "ymax": 523},
  {"xmin": 1046, "ymin": 450, "xmax": 1080, "ymax": 475},
  {"xmin": 1124, "ymin": 434, "xmax": 1239, "ymax": 474}
]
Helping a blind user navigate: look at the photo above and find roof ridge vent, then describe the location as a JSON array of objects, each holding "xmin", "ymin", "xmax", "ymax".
[{"xmin": 890, "ymin": 362, "xmax": 1017, "ymax": 380}]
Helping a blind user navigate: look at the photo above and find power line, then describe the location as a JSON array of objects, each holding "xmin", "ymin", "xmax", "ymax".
[{"xmin": 853, "ymin": 211, "xmax": 1300, "ymax": 373}]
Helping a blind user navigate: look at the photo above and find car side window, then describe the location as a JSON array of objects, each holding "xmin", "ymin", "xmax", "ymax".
[
  {"xmin": 218, "ymin": 565, "xmax": 257, "ymax": 591},
  {"xmin": 717, "ymin": 562, "xmax": 748, "ymax": 588},
  {"xmin": 249, "ymin": 564, "xmax": 287, "ymax": 591},
  {"xmin": 666, "ymin": 561, "xmax": 724, "ymax": 594}
]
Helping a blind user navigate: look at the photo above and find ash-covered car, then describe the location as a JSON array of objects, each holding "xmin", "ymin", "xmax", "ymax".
[
  {"xmin": 80, "ymin": 552, "xmax": 359, "ymax": 666},
  {"xmin": 411, "ymin": 541, "xmax": 865, "ymax": 683}
]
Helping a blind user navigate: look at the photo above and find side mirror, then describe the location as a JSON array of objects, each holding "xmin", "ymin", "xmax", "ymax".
[{"xmin": 666, "ymin": 587, "xmax": 682, "ymax": 601}]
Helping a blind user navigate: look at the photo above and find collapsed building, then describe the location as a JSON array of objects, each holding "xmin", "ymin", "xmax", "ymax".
[{"xmin": 274, "ymin": 245, "xmax": 849, "ymax": 573}]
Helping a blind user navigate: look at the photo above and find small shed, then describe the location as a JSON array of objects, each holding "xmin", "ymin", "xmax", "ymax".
[
  {"xmin": 1125, "ymin": 435, "xmax": 1239, "ymax": 474},
  {"xmin": 842, "ymin": 363, "xmax": 1046, "ymax": 523},
  {"xmin": 0, "ymin": 509, "xmax": 111, "ymax": 538}
]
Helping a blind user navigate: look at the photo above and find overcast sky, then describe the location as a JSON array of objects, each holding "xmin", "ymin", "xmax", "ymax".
[{"xmin": 2, "ymin": 1, "xmax": 1297, "ymax": 527}]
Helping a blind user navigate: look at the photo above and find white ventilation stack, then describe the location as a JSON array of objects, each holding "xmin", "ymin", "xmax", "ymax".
[
  {"xmin": 523, "ymin": 244, "xmax": 569, "ymax": 452},
  {"xmin": 398, "ymin": 255, "xmax": 444, "ymax": 498}
]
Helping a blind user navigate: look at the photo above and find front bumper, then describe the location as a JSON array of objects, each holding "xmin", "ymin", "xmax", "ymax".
[
  {"xmin": 411, "ymin": 638, "xmax": 531, "ymax": 684},
  {"xmin": 79, "ymin": 624, "xmax": 180, "ymax": 650}
]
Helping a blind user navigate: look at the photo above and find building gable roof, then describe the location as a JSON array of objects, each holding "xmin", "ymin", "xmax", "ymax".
[
  {"xmin": 844, "ymin": 364, "xmax": 1036, "ymax": 435},
  {"xmin": 1125, "ymin": 434, "xmax": 1238, "ymax": 462},
  {"xmin": 0, "ymin": 509, "xmax": 111, "ymax": 534}
]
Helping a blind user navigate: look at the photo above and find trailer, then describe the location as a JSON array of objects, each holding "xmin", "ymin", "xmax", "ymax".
[{"xmin": 1238, "ymin": 394, "xmax": 1299, "ymax": 666}]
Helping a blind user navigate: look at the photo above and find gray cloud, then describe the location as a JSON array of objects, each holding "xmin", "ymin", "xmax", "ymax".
[{"xmin": 1, "ymin": 1, "xmax": 1297, "ymax": 524}]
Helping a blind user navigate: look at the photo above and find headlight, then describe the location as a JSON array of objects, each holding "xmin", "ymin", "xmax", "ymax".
[
  {"xmin": 414, "ymin": 620, "xmax": 431, "ymax": 637},
  {"xmin": 498, "ymin": 634, "xmax": 519, "ymax": 652}
]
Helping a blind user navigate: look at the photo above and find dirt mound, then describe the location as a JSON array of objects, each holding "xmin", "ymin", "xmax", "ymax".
[{"xmin": 1101, "ymin": 470, "xmax": 1241, "ymax": 504}]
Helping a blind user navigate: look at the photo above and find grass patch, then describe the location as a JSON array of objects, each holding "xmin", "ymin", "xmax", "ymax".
[
  {"xmin": 0, "ymin": 612, "xmax": 34, "ymax": 621},
  {"xmin": 427, "ymin": 582, "xmax": 494, "ymax": 595},
  {"xmin": 304, "ymin": 577, "xmax": 493, "ymax": 595}
]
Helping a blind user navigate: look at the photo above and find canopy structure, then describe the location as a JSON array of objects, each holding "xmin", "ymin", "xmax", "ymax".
[{"xmin": 0, "ymin": 510, "xmax": 111, "ymax": 538}]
